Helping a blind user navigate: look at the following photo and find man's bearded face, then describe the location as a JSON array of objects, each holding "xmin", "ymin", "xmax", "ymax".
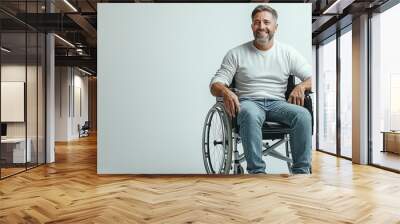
[{"xmin": 251, "ymin": 11, "xmax": 278, "ymax": 46}]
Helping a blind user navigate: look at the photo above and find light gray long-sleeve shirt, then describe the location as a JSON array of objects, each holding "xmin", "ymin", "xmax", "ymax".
[{"xmin": 210, "ymin": 40, "xmax": 311, "ymax": 101}]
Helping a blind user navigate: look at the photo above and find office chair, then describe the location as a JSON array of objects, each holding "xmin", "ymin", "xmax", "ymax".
[{"xmin": 79, "ymin": 121, "xmax": 90, "ymax": 138}]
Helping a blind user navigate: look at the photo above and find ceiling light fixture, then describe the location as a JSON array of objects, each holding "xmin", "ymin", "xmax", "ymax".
[
  {"xmin": 78, "ymin": 67, "xmax": 93, "ymax": 76},
  {"xmin": 76, "ymin": 48, "xmax": 84, "ymax": 55},
  {"xmin": 63, "ymin": 0, "xmax": 78, "ymax": 12},
  {"xmin": 54, "ymin": 34, "xmax": 75, "ymax": 48},
  {"xmin": 1, "ymin": 47, "xmax": 11, "ymax": 53}
]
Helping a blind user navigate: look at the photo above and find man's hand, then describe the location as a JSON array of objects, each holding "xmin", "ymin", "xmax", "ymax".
[
  {"xmin": 222, "ymin": 89, "xmax": 240, "ymax": 118},
  {"xmin": 288, "ymin": 78, "xmax": 311, "ymax": 106},
  {"xmin": 210, "ymin": 82, "xmax": 240, "ymax": 118},
  {"xmin": 288, "ymin": 84, "xmax": 305, "ymax": 106}
]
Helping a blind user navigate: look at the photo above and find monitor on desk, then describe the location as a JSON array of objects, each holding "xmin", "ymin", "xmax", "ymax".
[{"xmin": 1, "ymin": 123, "xmax": 7, "ymax": 138}]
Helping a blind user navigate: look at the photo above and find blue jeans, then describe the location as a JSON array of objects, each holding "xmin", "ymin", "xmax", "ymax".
[{"xmin": 237, "ymin": 98, "xmax": 312, "ymax": 174}]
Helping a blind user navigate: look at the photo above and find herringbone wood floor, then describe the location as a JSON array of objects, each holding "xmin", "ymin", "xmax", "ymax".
[{"xmin": 1, "ymin": 134, "xmax": 400, "ymax": 224}]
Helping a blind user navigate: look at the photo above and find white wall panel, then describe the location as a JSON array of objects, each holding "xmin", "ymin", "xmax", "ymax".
[{"xmin": 98, "ymin": 3, "xmax": 311, "ymax": 174}]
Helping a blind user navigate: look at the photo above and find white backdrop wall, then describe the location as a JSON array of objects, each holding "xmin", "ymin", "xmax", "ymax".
[{"xmin": 98, "ymin": 3, "xmax": 311, "ymax": 174}]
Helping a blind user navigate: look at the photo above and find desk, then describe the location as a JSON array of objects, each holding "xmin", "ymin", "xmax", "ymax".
[
  {"xmin": 1, "ymin": 138, "xmax": 31, "ymax": 163},
  {"xmin": 382, "ymin": 131, "xmax": 400, "ymax": 154}
]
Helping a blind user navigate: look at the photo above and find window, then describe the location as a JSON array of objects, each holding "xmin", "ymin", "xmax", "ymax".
[
  {"xmin": 370, "ymin": 3, "xmax": 400, "ymax": 171},
  {"xmin": 317, "ymin": 37, "xmax": 337, "ymax": 154},
  {"xmin": 339, "ymin": 29, "xmax": 352, "ymax": 158}
]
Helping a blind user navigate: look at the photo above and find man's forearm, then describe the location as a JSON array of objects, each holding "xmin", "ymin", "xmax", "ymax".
[
  {"xmin": 298, "ymin": 77, "xmax": 312, "ymax": 92},
  {"xmin": 210, "ymin": 82, "xmax": 231, "ymax": 97}
]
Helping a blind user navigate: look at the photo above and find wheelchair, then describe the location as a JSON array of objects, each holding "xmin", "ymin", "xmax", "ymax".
[{"xmin": 202, "ymin": 75, "xmax": 313, "ymax": 174}]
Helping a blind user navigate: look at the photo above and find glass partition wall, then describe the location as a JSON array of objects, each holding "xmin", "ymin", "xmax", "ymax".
[
  {"xmin": 0, "ymin": 31, "xmax": 27, "ymax": 177},
  {"xmin": 0, "ymin": 1, "xmax": 46, "ymax": 179}
]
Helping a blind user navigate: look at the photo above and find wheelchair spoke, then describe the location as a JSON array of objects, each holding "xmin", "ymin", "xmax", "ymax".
[{"xmin": 211, "ymin": 112, "xmax": 223, "ymax": 172}]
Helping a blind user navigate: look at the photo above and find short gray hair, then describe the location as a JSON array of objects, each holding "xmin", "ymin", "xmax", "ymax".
[{"xmin": 251, "ymin": 5, "xmax": 278, "ymax": 21}]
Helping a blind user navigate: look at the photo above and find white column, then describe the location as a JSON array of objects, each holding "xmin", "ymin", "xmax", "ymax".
[
  {"xmin": 45, "ymin": 1, "xmax": 55, "ymax": 163},
  {"xmin": 46, "ymin": 33, "xmax": 55, "ymax": 163},
  {"xmin": 352, "ymin": 14, "xmax": 369, "ymax": 164}
]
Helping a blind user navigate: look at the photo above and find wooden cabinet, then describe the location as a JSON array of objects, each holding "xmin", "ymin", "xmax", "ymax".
[{"xmin": 382, "ymin": 132, "xmax": 400, "ymax": 154}]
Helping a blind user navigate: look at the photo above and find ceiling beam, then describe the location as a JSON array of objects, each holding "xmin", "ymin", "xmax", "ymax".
[
  {"xmin": 67, "ymin": 13, "xmax": 97, "ymax": 37},
  {"xmin": 322, "ymin": 0, "xmax": 356, "ymax": 14},
  {"xmin": 55, "ymin": 55, "xmax": 96, "ymax": 68}
]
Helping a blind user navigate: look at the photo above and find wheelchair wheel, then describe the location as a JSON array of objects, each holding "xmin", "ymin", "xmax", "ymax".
[{"xmin": 202, "ymin": 102, "xmax": 233, "ymax": 174}]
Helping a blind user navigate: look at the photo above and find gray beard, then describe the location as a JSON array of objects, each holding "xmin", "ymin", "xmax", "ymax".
[
  {"xmin": 254, "ymin": 32, "xmax": 273, "ymax": 46},
  {"xmin": 255, "ymin": 36, "xmax": 269, "ymax": 45}
]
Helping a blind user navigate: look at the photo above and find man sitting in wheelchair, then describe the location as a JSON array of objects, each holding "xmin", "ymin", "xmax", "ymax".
[{"xmin": 209, "ymin": 5, "xmax": 312, "ymax": 174}]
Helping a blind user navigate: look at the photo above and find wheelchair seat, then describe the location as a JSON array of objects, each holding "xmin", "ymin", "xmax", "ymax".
[
  {"xmin": 233, "ymin": 118, "xmax": 291, "ymax": 139},
  {"xmin": 262, "ymin": 122, "xmax": 291, "ymax": 139}
]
